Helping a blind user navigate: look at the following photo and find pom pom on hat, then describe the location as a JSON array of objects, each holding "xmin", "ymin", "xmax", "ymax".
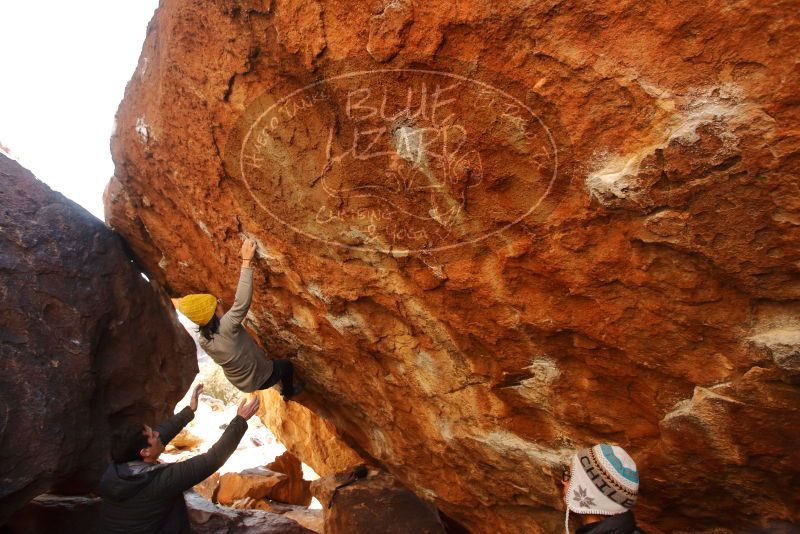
[{"xmin": 176, "ymin": 294, "xmax": 217, "ymax": 326}]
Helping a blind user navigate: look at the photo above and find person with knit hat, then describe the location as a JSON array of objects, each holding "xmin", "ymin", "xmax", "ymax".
[
  {"xmin": 561, "ymin": 443, "xmax": 646, "ymax": 534},
  {"xmin": 176, "ymin": 238, "xmax": 302, "ymax": 400}
]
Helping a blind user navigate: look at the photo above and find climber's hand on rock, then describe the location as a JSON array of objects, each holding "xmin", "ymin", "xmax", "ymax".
[
  {"xmin": 236, "ymin": 395, "xmax": 260, "ymax": 420},
  {"xmin": 189, "ymin": 383, "xmax": 204, "ymax": 412},
  {"xmin": 240, "ymin": 239, "xmax": 256, "ymax": 262}
]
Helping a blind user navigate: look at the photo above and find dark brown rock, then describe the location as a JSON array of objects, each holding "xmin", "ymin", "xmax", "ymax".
[
  {"xmin": 4, "ymin": 494, "xmax": 101, "ymax": 534},
  {"xmin": 4, "ymin": 492, "xmax": 319, "ymax": 534},
  {"xmin": 228, "ymin": 498, "xmax": 324, "ymax": 533},
  {"xmin": 185, "ymin": 490, "xmax": 316, "ymax": 534},
  {"xmin": 311, "ymin": 469, "xmax": 446, "ymax": 534},
  {"xmin": 0, "ymin": 154, "xmax": 197, "ymax": 522}
]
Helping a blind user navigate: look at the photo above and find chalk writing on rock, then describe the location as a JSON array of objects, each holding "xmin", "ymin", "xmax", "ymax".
[{"xmin": 230, "ymin": 65, "xmax": 569, "ymax": 256}]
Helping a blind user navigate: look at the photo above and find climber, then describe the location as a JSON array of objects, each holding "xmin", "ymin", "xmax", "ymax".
[
  {"xmin": 176, "ymin": 238, "xmax": 303, "ymax": 400},
  {"xmin": 561, "ymin": 443, "xmax": 647, "ymax": 534},
  {"xmin": 98, "ymin": 385, "xmax": 260, "ymax": 533}
]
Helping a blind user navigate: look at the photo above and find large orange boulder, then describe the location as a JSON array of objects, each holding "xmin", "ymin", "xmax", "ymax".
[
  {"xmin": 215, "ymin": 468, "xmax": 287, "ymax": 504},
  {"xmin": 205, "ymin": 460, "xmax": 312, "ymax": 508},
  {"xmin": 265, "ymin": 451, "xmax": 313, "ymax": 506},
  {"xmin": 106, "ymin": 1, "xmax": 800, "ymax": 532},
  {"xmin": 0, "ymin": 155, "xmax": 197, "ymax": 523},
  {"xmin": 257, "ymin": 388, "xmax": 364, "ymax": 477}
]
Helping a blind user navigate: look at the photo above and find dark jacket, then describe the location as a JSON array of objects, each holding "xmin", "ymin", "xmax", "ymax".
[
  {"xmin": 576, "ymin": 511, "xmax": 646, "ymax": 534},
  {"xmin": 98, "ymin": 407, "xmax": 247, "ymax": 533}
]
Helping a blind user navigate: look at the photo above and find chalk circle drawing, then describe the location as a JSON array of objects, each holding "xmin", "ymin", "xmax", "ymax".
[{"xmin": 227, "ymin": 62, "xmax": 571, "ymax": 257}]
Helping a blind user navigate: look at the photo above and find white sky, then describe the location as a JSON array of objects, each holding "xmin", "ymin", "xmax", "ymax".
[{"xmin": 0, "ymin": 1, "xmax": 159, "ymax": 219}]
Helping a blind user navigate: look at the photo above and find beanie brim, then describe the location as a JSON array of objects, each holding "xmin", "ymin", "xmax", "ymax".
[{"xmin": 566, "ymin": 444, "xmax": 638, "ymax": 516}]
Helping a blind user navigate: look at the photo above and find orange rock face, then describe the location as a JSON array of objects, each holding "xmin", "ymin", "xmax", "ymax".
[
  {"xmin": 215, "ymin": 468, "xmax": 287, "ymax": 504},
  {"xmin": 204, "ymin": 461, "xmax": 311, "ymax": 508},
  {"xmin": 165, "ymin": 428, "xmax": 204, "ymax": 452},
  {"xmin": 257, "ymin": 388, "xmax": 364, "ymax": 477},
  {"xmin": 266, "ymin": 451, "xmax": 313, "ymax": 506},
  {"xmin": 107, "ymin": 1, "xmax": 800, "ymax": 532}
]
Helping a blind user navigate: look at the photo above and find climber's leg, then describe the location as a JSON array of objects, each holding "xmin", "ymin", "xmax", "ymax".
[
  {"xmin": 259, "ymin": 359, "xmax": 301, "ymax": 399},
  {"xmin": 277, "ymin": 360, "xmax": 296, "ymax": 399}
]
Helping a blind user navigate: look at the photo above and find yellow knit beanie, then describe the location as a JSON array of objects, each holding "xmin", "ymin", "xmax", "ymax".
[{"xmin": 176, "ymin": 294, "xmax": 217, "ymax": 326}]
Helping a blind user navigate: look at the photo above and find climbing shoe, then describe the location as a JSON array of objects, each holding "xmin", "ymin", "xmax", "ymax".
[{"xmin": 282, "ymin": 382, "xmax": 305, "ymax": 401}]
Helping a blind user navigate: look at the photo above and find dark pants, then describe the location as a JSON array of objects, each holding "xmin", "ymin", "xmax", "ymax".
[{"xmin": 259, "ymin": 359, "xmax": 294, "ymax": 396}]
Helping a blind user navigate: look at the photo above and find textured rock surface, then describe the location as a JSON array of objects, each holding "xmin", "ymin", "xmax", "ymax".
[
  {"xmin": 4, "ymin": 495, "xmax": 102, "ymax": 534},
  {"xmin": 266, "ymin": 451, "xmax": 313, "ymax": 506},
  {"xmin": 215, "ymin": 467, "xmax": 287, "ymax": 504},
  {"xmin": 257, "ymin": 388, "xmax": 364, "ymax": 477},
  {"xmin": 281, "ymin": 508, "xmax": 324, "ymax": 534},
  {"xmin": 107, "ymin": 1, "xmax": 800, "ymax": 532},
  {"xmin": 0, "ymin": 154, "xmax": 197, "ymax": 523},
  {"xmin": 229, "ymin": 498, "xmax": 323, "ymax": 533},
  {"xmin": 165, "ymin": 427, "xmax": 204, "ymax": 451},
  {"xmin": 201, "ymin": 458, "xmax": 311, "ymax": 507},
  {"xmin": 5, "ymin": 492, "xmax": 319, "ymax": 534},
  {"xmin": 185, "ymin": 491, "xmax": 316, "ymax": 534},
  {"xmin": 195, "ymin": 472, "xmax": 221, "ymax": 502},
  {"xmin": 311, "ymin": 468, "xmax": 446, "ymax": 534}
]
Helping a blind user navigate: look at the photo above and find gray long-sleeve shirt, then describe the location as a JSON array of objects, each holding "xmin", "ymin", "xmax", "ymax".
[{"xmin": 199, "ymin": 266, "xmax": 274, "ymax": 392}]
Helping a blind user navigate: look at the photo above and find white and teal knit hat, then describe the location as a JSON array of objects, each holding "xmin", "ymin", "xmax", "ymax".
[{"xmin": 564, "ymin": 444, "xmax": 639, "ymax": 532}]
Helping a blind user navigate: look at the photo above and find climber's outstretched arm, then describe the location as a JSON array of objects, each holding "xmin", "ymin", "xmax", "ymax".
[{"xmin": 223, "ymin": 239, "xmax": 256, "ymax": 327}]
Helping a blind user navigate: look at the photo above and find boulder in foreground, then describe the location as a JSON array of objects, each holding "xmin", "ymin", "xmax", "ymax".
[{"xmin": 0, "ymin": 154, "xmax": 197, "ymax": 522}]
